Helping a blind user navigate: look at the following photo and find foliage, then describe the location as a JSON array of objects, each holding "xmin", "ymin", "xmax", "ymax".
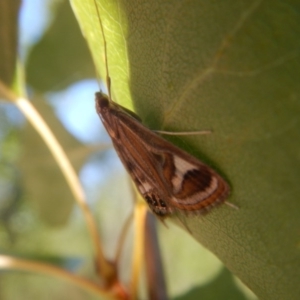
[{"xmin": 1, "ymin": 0, "xmax": 300, "ymax": 299}]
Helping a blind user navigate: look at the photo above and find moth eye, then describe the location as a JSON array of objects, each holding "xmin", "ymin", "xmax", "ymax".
[{"xmin": 95, "ymin": 92, "xmax": 109, "ymax": 109}]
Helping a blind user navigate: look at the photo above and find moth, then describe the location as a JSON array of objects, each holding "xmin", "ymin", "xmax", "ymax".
[
  {"xmin": 93, "ymin": 1, "xmax": 230, "ymax": 218},
  {"xmin": 95, "ymin": 93, "xmax": 230, "ymax": 218}
]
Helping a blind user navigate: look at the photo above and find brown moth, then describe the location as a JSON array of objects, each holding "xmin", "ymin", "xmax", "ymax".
[
  {"xmin": 95, "ymin": 93, "xmax": 230, "ymax": 217},
  {"xmin": 93, "ymin": 1, "xmax": 230, "ymax": 218}
]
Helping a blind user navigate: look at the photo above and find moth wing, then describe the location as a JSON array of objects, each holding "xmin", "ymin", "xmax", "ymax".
[
  {"xmin": 113, "ymin": 112, "xmax": 230, "ymax": 215},
  {"xmin": 111, "ymin": 130, "xmax": 172, "ymax": 216}
]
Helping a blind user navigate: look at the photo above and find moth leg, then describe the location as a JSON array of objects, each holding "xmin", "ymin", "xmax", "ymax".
[
  {"xmin": 224, "ymin": 201, "xmax": 239, "ymax": 210},
  {"xmin": 153, "ymin": 130, "xmax": 212, "ymax": 136}
]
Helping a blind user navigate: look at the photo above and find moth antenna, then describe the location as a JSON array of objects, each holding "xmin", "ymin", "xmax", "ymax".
[{"xmin": 93, "ymin": 0, "xmax": 112, "ymax": 101}]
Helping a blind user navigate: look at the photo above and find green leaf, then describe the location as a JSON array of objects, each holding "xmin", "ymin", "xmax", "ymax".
[
  {"xmin": 71, "ymin": 0, "xmax": 132, "ymax": 108},
  {"xmin": 71, "ymin": 0, "xmax": 300, "ymax": 299},
  {"xmin": 26, "ymin": 0, "xmax": 95, "ymax": 92}
]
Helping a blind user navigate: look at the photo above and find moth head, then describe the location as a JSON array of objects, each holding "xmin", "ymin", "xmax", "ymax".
[
  {"xmin": 95, "ymin": 92, "xmax": 110, "ymax": 113},
  {"xmin": 95, "ymin": 91, "xmax": 119, "ymax": 138}
]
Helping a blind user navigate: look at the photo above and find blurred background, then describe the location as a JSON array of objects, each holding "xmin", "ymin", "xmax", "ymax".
[{"xmin": 0, "ymin": 0, "xmax": 135, "ymax": 298}]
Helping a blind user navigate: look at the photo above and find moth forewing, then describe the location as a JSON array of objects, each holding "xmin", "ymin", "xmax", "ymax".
[
  {"xmin": 95, "ymin": 93, "xmax": 230, "ymax": 218},
  {"xmin": 92, "ymin": 0, "xmax": 230, "ymax": 219}
]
